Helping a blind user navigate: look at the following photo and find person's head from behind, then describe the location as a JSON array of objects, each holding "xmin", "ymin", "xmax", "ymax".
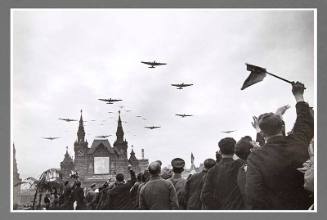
[
  {"xmin": 258, "ymin": 113, "xmax": 285, "ymax": 138},
  {"xmin": 203, "ymin": 158, "xmax": 216, "ymax": 171},
  {"xmin": 142, "ymin": 169, "xmax": 150, "ymax": 182},
  {"xmin": 171, "ymin": 158, "xmax": 185, "ymax": 174},
  {"xmin": 218, "ymin": 137, "xmax": 236, "ymax": 156},
  {"xmin": 148, "ymin": 161, "xmax": 161, "ymax": 176},
  {"xmin": 235, "ymin": 136, "xmax": 253, "ymax": 160},
  {"xmin": 115, "ymin": 173, "xmax": 125, "ymax": 183}
]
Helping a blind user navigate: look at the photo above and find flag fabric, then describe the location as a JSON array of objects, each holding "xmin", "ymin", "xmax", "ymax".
[
  {"xmin": 191, "ymin": 152, "xmax": 194, "ymax": 164},
  {"xmin": 241, "ymin": 63, "xmax": 267, "ymax": 90}
]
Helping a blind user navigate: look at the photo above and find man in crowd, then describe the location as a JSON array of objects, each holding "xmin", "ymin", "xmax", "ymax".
[
  {"xmin": 167, "ymin": 158, "xmax": 187, "ymax": 209},
  {"xmin": 85, "ymin": 183, "xmax": 97, "ymax": 210},
  {"xmin": 139, "ymin": 161, "xmax": 179, "ymax": 210},
  {"xmin": 73, "ymin": 181, "xmax": 86, "ymax": 210},
  {"xmin": 107, "ymin": 167, "xmax": 136, "ymax": 210},
  {"xmin": 245, "ymin": 82, "xmax": 314, "ymax": 210},
  {"xmin": 235, "ymin": 136, "xmax": 255, "ymax": 209},
  {"xmin": 130, "ymin": 173, "xmax": 143, "ymax": 209},
  {"xmin": 184, "ymin": 158, "xmax": 216, "ymax": 209},
  {"xmin": 201, "ymin": 137, "xmax": 244, "ymax": 209}
]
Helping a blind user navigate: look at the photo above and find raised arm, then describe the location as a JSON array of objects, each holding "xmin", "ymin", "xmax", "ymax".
[{"xmin": 289, "ymin": 82, "xmax": 314, "ymax": 146}]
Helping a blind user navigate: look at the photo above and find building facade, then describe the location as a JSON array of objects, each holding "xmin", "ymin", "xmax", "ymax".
[{"xmin": 60, "ymin": 110, "xmax": 148, "ymax": 187}]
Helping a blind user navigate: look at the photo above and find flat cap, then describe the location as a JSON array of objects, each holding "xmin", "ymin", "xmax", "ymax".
[{"xmin": 171, "ymin": 158, "xmax": 185, "ymax": 169}]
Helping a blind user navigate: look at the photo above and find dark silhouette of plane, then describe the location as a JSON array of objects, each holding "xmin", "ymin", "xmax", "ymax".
[
  {"xmin": 176, "ymin": 114, "xmax": 193, "ymax": 118},
  {"xmin": 141, "ymin": 61, "xmax": 167, "ymax": 68},
  {"xmin": 108, "ymin": 111, "xmax": 113, "ymax": 114},
  {"xmin": 58, "ymin": 118, "xmax": 77, "ymax": 122},
  {"xmin": 136, "ymin": 115, "xmax": 142, "ymax": 118},
  {"xmin": 98, "ymin": 98, "xmax": 122, "ymax": 104},
  {"xmin": 126, "ymin": 110, "xmax": 131, "ymax": 112},
  {"xmin": 42, "ymin": 137, "xmax": 60, "ymax": 140},
  {"xmin": 171, "ymin": 83, "xmax": 194, "ymax": 89},
  {"xmin": 96, "ymin": 135, "xmax": 111, "ymax": 138},
  {"xmin": 145, "ymin": 126, "xmax": 161, "ymax": 129},
  {"xmin": 221, "ymin": 130, "xmax": 237, "ymax": 134}
]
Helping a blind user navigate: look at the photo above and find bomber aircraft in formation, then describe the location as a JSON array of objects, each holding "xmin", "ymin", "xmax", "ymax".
[
  {"xmin": 96, "ymin": 135, "xmax": 111, "ymax": 138},
  {"xmin": 221, "ymin": 130, "xmax": 237, "ymax": 134},
  {"xmin": 171, "ymin": 83, "xmax": 194, "ymax": 89},
  {"xmin": 141, "ymin": 60, "xmax": 167, "ymax": 68},
  {"xmin": 176, "ymin": 114, "xmax": 193, "ymax": 118},
  {"xmin": 42, "ymin": 137, "xmax": 60, "ymax": 141},
  {"xmin": 145, "ymin": 126, "xmax": 161, "ymax": 129},
  {"xmin": 58, "ymin": 118, "xmax": 77, "ymax": 122},
  {"xmin": 98, "ymin": 98, "xmax": 123, "ymax": 104}
]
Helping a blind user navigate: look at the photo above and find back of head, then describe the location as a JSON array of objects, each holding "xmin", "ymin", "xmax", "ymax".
[
  {"xmin": 235, "ymin": 136, "xmax": 253, "ymax": 160},
  {"xmin": 218, "ymin": 137, "xmax": 236, "ymax": 155},
  {"xmin": 171, "ymin": 158, "xmax": 185, "ymax": 173},
  {"xmin": 115, "ymin": 173, "xmax": 125, "ymax": 182},
  {"xmin": 203, "ymin": 158, "xmax": 216, "ymax": 171},
  {"xmin": 258, "ymin": 113, "xmax": 284, "ymax": 136},
  {"xmin": 148, "ymin": 161, "xmax": 161, "ymax": 175}
]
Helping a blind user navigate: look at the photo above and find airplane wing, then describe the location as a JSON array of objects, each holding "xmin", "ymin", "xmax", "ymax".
[
  {"xmin": 156, "ymin": 62, "xmax": 167, "ymax": 66},
  {"xmin": 171, "ymin": 84, "xmax": 181, "ymax": 87},
  {"xmin": 183, "ymin": 84, "xmax": 193, "ymax": 87},
  {"xmin": 176, "ymin": 114, "xmax": 183, "ymax": 116},
  {"xmin": 110, "ymin": 99, "xmax": 122, "ymax": 102},
  {"xmin": 141, "ymin": 61, "xmax": 154, "ymax": 65},
  {"xmin": 98, "ymin": 98, "xmax": 110, "ymax": 102}
]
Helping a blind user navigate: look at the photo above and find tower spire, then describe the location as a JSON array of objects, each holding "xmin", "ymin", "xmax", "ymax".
[
  {"xmin": 77, "ymin": 109, "xmax": 85, "ymax": 143},
  {"xmin": 116, "ymin": 110, "xmax": 124, "ymax": 143}
]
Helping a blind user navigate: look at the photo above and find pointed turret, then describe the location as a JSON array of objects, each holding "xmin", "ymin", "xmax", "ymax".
[
  {"xmin": 115, "ymin": 111, "xmax": 124, "ymax": 143},
  {"xmin": 129, "ymin": 147, "xmax": 137, "ymax": 161},
  {"xmin": 114, "ymin": 111, "xmax": 128, "ymax": 158},
  {"xmin": 60, "ymin": 146, "xmax": 74, "ymax": 179},
  {"xmin": 77, "ymin": 110, "xmax": 85, "ymax": 143}
]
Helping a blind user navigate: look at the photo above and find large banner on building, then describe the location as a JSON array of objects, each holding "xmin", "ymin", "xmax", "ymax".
[{"xmin": 94, "ymin": 157, "xmax": 109, "ymax": 174}]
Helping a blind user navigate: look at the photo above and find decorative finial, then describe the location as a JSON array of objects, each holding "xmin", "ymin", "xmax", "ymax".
[
  {"xmin": 66, "ymin": 146, "xmax": 68, "ymax": 151},
  {"xmin": 118, "ymin": 110, "xmax": 121, "ymax": 115},
  {"xmin": 81, "ymin": 109, "xmax": 83, "ymax": 114}
]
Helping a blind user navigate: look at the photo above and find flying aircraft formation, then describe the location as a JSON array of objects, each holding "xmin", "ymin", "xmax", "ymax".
[
  {"xmin": 171, "ymin": 83, "xmax": 194, "ymax": 90},
  {"xmin": 58, "ymin": 118, "xmax": 77, "ymax": 122},
  {"xmin": 96, "ymin": 135, "xmax": 111, "ymax": 138},
  {"xmin": 141, "ymin": 60, "xmax": 167, "ymax": 68},
  {"xmin": 145, "ymin": 126, "xmax": 161, "ymax": 130},
  {"xmin": 221, "ymin": 130, "xmax": 237, "ymax": 134},
  {"xmin": 176, "ymin": 114, "xmax": 193, "ymax": 118},
  {"xmin": 42, "ymin": 137, "xmax": 60, "ymax": 140},
  {"xmin": 98, "ymin": 98, "xmax": 123, "ymax": 105}
]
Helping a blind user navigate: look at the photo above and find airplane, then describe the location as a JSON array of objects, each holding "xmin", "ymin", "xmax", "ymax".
[
  {"xmin": 108, "ymin": 112, "xmax": 113, "ymax": 114},
  {"xmin": 176, "ymin": 114, "xmax": 193, "ymax": 118},
  {"xmin": 42, "ymin": 137, "xmax": 60, "ymax": 140},
  {"xmin": 221, "ymin": 130, "xmax": 237, "ymax": 134},
  {"xmin": 136, "ymin": 115, "xmax": 142, "ymax": 118},
  {"xmin": 141, "ymin": 61, "xmax": 167, "ymax": 68},
  {"xmin": 126, "ymin": 110, "xmax": 131, "ymax": 112},
  {"xmin": 145, "ymin": 126, "xmax": 161, "ymax": 129},
  {"xmin": 171, "ymin": 83, "xmax": 194, "ymax": 90},
  {"xmin": 98, "ymin": 98, "xmax": 123, "ymax": 103},
  {"xmin": 96, "ymin": 135, "xmax": 111, "ymax": 138},
  {"xmin": 58, "ymin": 118, "xmax": 77, "ymax": 122}
]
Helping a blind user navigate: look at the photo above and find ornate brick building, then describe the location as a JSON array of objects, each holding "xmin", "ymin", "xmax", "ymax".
[{"xmin": 60, "ymin": 110, "xmax": 148, "ymax": 187}]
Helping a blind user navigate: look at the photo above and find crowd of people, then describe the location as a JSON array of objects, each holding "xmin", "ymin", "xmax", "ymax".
[{"xmin": 43, "ymin": 82, "xmax": 314, "ymax": 210}]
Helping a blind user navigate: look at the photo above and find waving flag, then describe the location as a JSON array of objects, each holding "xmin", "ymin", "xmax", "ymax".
[
  {"xmin": 241, "ymin": 63, "xmax": 294, "ymax": 90},
  {"xmin": 241, "ymin": 63, "xmax": 267, "ymax": 90}
]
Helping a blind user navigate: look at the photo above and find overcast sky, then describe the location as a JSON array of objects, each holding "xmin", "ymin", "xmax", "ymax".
[{"xmin": 12, "ymin": 9, "xmax": 315, "ymax": 179}]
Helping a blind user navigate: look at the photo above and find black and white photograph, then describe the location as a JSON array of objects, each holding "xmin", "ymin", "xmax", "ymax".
[{"xmin": 11, "ymin": 9, "xmax": 316, "ymax": 212}]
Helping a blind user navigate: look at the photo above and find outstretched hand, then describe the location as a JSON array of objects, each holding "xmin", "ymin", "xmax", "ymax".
[
  {"xmin": 275, "ymin": 105, "xmax": 291, "ymax": 116},
  {"xmin": 251, "ymin": 116, "xmax": 261, "ymax": 133}
]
